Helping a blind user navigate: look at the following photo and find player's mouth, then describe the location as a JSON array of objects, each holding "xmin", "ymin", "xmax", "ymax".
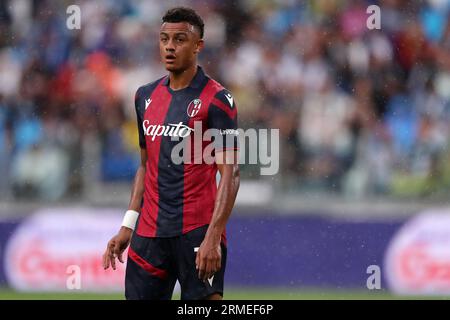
[{"xmin": 165, "ymin": 54, "xmax": 176, "ymax": 64}]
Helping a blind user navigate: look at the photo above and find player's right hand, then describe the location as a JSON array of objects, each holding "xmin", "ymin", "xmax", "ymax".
[{"xmin": 102, "ymin": 227, "xmax": 133, "ymax": 270}]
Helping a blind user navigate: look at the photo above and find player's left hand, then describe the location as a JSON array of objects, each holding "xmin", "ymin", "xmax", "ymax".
[{"xmin": 196, "ymin": 237, "xmax": 221, "ymax": 282}]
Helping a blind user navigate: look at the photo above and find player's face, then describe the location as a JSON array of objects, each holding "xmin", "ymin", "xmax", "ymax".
[{"xmin": 159, "ymin": 22, "xmax": 203, "ymax": 73}]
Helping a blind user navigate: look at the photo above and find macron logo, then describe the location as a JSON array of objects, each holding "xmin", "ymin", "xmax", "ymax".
[
  {"xmin": 145, "ymin": 98, "xmax": 152, "ymax": 110},
  {"xmin": 225, "ymin": 93, "xmax": 233, "ymax": 108}
]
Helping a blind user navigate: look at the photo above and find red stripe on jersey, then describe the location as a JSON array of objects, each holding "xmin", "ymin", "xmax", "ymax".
[
  {"xmin": 136, "ymin": 78, "xmax": 172, "ymax": 237},
  {"xmin": 128, "ymin": 247, "xmax": 168, "ymax": 279},
  {"xmin": 211, "ymin": 97, "xmax": 237, "ymax": 119},
  {"xmin": 182, "ymin": 80, "xmax": 221, "ymax": 234}
]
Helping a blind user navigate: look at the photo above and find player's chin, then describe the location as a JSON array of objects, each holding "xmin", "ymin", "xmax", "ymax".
[{"xmin": 164, "ymin": 63, "xmax": 180, "ymax": 72}]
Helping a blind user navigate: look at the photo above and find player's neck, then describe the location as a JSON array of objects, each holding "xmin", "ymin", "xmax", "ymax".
[{"xmin": 168, "ymin": 64, "xmax": 198, "ymax": 91}]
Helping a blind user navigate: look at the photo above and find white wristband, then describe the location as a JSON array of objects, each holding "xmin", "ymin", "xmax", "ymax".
[{"xmin": 121, "ymin": 210, "xmax": 140, "ymax": 230}]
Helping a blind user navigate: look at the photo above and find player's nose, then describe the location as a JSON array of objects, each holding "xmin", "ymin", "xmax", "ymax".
[{"xmin": 165, "ymin": 39, "xmax": 176, "ymax": 51}]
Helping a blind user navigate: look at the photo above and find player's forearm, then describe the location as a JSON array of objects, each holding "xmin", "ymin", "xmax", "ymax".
[
  {"xmin": 205, "ymin": 164, "xmax": 240, "ymax": 243},
  {"xmin": 127, "ymin": 164, "xmax": 146, "ymax": 212}
]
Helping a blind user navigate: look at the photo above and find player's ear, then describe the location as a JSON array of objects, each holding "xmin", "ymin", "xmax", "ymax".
[{"xmin": 195, "ymin": 39, "xmax": 204, "ymax": 54}]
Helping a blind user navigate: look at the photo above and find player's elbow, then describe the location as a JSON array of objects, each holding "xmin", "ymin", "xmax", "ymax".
[{"xmin": 137, "ymin": 163, "xmax": 146, "ymax": 174}]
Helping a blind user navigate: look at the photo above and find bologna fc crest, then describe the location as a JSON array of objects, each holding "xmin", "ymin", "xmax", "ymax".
[{"xmin": 187, "ymin": 99, "xmax": 202, "ymax": 117}]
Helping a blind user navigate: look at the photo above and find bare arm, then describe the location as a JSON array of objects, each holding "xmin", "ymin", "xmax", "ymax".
[
  {"xmin": 103, "ymin": 148, "xmax": 147, "ymax": 270},
  {"xmin": 127, "ymin": 149, "xmax": 147, "ymax": 214},
  {"xmin": 196, "ymin": 150, "xmax": 240, "ymax": 281}
]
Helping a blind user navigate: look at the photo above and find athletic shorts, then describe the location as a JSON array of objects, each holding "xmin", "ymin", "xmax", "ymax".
[{"xmin": 125, "ymin": 225, "xmax": 227, "ymax": 300}]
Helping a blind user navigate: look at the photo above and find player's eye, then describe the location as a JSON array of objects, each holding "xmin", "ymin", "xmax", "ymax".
[{"xmin": 160, "ymin": 37, "xmax": 168, "ymax": 43}]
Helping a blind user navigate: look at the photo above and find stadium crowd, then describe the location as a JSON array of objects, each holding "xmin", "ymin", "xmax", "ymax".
[{"xmin": 1, "ymin": 0, "xmax": 450, "ymax": 200}]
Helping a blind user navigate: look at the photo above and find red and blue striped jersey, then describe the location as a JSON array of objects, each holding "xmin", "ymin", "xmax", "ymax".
[{"xmin": 134, "ymin": 66, "xmax": 238, "ymax": 238}]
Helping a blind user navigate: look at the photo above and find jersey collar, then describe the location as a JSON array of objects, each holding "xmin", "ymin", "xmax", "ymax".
[{"xmin": 162, "ymin": 65, "xmax": 206, "ymax": 89}]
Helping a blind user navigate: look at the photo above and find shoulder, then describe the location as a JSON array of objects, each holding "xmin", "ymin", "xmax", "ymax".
[
  {"xmin": 206, "ymin": 78, "xmax": 236, "ymax": 110},
  {"xmin": 135, "ymin": 75, "xmax": 167, "ymax": 100},
  {"xmin": 205, "ymin": 81, "xmax": 237, "ymax": 121}
]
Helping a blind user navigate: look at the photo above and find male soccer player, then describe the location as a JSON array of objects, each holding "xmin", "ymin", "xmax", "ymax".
[{"xmin": 102, "ymin": 7, "xmax": 240, "ymax": 300}]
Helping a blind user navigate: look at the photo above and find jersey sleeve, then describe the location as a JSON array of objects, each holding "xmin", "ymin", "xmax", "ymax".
[
  {"xmin": 207, "ymin": 89, "xmax": 239, "ymax": 151},
  {"xmin": 134, "ymin": 86, "xmax": 146, "ymax": 149}
]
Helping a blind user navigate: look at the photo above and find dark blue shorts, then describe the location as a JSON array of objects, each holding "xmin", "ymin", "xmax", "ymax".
[{"xmin": 125, "ymin": 225, "xmax": 227, "ymax": 300}]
